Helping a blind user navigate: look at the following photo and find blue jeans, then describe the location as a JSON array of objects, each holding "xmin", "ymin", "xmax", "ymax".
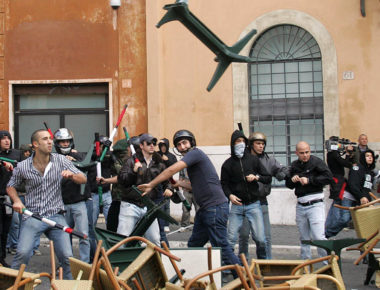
[
  {"xmin": 325, "ymin": 198, "xmax": 356, "ymax": 238},
  {"xmin": 188, "ymin": 202, "xmax": 240, "ymax": 268},
  {"xmin": 12, "ymin": 214, "xmax": 73, "ymax": 279},
  {"xmin": 228, "ymin": 201, "xmax": 267, "ymax": 259},
  {"xmin": 7, "ymin": 196, "xmax": 40, "ymax": 252},
  {"xmin": 64, "ymin": 201, "xmax": 90, "ymax": 263},
  {"xmin": 239, "ymin": 203, "xmax": 272, "ymax": 259},
  {"xmin": 117, "ymin": 201, "xmax": 161, "ymax": 246},
  {"xmin": 296, "ymin": 201, "xmax": 327, "ymax": 260},
  {"xmin": 91, "ymin": 191, "xmax": 112, "ymax": 224},
  {"xmin": 88, "ymin": 191, "xmax": 112, "ymax": 261}
]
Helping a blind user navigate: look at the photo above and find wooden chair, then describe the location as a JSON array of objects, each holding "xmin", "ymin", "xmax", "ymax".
[
  {"xmin": 95, "ymin": 236, "xmax": 181, "ymax": 290},
  {"xmin": 337, "ymin": 193, "xmax": 380, "ymax": 285},
  {"xmin": 50, "ymin": 239, "xmax": 103, "ymax": 290},
  {"xmin": 0, "ymin": 263, "xmax": 44, "ymax": 290}
]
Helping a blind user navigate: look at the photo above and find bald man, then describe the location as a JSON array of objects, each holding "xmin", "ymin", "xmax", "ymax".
[{"xmin": 285, "ymin": 141, "xmax": 333, "ymax": 260}]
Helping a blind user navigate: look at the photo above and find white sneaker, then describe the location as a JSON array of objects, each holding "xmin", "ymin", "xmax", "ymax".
[{"xmin": 164, "ymin": 226, "xmax": 170, "ymax": 232}]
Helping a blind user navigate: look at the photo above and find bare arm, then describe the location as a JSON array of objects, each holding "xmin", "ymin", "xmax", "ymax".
[
  {"xmin": 6, "ymin": 186, "xmax": 24, "ymax": 213},
  {"xmin": 97, "ymin": 176, "xmax": 118, "ymax": 185},
  {"xmin": 177, "ymin": 179, "xmax": 192, "ymax": 191},
  {"xmin": 138, "ymin": 161, "xmax": 187, "ymax": 195},
  {"xmin": 61, "ymin": 170, "xmax": 87, "ymax": 184}
]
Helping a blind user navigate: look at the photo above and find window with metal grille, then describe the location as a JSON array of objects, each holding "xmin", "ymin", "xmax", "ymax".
[{"xmin": 248, "ymin": 25, "xmax": 324, "ymax": 186}]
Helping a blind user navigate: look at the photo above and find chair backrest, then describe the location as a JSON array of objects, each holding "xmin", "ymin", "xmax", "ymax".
[{"xmin": 350, "ymin": 205, "xmax": 380, "ymax": 241}]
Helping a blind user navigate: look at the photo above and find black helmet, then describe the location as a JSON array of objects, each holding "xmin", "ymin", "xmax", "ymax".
[
  {"xmin": 54, "ymin": 128, "xmax": 74, "ymax": 155},
  {"xmin": 173, "ymin": 129, "xmax": 196, "ymax": 147},
  {"xmin": 129, "ymin": 136, "xmax": 140, "ymax": 151},
  {"xmin": 99, "ymin": 135, "xmax": 109, "ymax": 145}
]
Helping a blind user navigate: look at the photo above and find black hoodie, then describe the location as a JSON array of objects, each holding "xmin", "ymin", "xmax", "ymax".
[
  {"xmin": 221, "ymin": 130, "xmax": 271, "ymax": 204},
  {"xmin": 346, "ymin": 149, "xmax": 376, "ymax": 201},
  {"xmin": 158, "ymin": 138, "xmax": 177, "ymax": 168},
  {"xmin": 0, "ymin": 130, "xmax": 23, "ymax": 195}
]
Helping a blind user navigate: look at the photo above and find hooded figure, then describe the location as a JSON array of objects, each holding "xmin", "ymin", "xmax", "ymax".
[
  {"xmin": 157, "ymin": 138, "xmax": 177, "ymax": 168},
  {"xmin": 0, "ymin": 130, "xmax": 23, "ymax": 267},
  {"xmin": 221, "ymin": 130, "xmax": 271, "ymax": 204},
  {"xmin": 221, "ymin": 130, "xmax": 271, "ymax": 259},
  {"xmin": 0, "ymin": 131, "xmax": 23, "ymax": 195},
  {"xmin": 346, "ymin": 149, "xmax": 376, "ymax": 202}
]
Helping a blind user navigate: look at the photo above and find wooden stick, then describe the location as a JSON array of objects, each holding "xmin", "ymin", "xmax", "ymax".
[
  {"xmin": 100, "ymin": 247, "xmax": 121, "ymax": 290},
  {"xmin": 12, "ymin": 264, "xmax": 26, "ymax": 290},
  {"xmin": 240, "ymin": 253, "xmax": 258, "ymax": 290},
  {"xmin": 58, "ymin": 267, "xmax": 63, "ymax": 280},
  {"xmin": 113, "ymin": 267, "xmax": 119, "ymax": 276},
  {"xmin": 354, "ymin": 238, "xmax": 380, "ymax": 265},
  {"xmin": 131, "ymin": 278, "xmax": 142, "ymax": 290},
  {"xmin": 161, "ymin": 241, "xmax": 183, "ymax": 282},
  {"xmin": 89, "ymin": 240, "xmax": 103, "ymax": 281},
  {"xmin": 207, "ymin": 246, "xmax": 214, "ymax": 284},
  {"xmin": 235, "ymin": 264, "xmax": 250, "ymax": 290},
  {"xmin": 50, "ymin": 241, "xmax": 56, "ymax": 280}
]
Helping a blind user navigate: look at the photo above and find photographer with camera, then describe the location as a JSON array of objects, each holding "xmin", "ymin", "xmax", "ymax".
[
  {"xmin": 324, "ymin": 136, "xmax": 355, "ymax": 238},
  {"xmin": 326, "ymin": 149, "xmax": 376, "ymax": 238}
]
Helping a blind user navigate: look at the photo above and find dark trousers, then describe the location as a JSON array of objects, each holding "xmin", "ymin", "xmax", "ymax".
[
  {"xmin": 0, "ymin": 203, "xmax": 12, "ymax": 261},
  {"xmin": 188, "ymin": 202, "xmax": 240, "ymax": 269},
  {"xmin": 106, "ymin": 200, "xmax": 121, "ymax": 232}
]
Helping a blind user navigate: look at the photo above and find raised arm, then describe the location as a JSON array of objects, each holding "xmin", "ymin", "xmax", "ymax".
[{"xmin": 138, "ymin": 161, "xmax": 187, "ymax": 195}]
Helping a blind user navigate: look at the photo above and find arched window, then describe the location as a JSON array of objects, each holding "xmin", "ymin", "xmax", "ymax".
[{"xmin": 249, "ymin": 25, "xmax": 324, "ymax": 181}]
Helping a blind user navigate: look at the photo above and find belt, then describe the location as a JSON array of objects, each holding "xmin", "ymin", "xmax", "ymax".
[{"xmin": 297, "ymin": 199, "xmax": 323, "ymax": 207}]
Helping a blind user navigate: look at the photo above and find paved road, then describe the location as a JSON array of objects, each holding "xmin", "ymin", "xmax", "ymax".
[{"xmin": 3, "ymin": 224, "xmax": 377, "ymax": 289}]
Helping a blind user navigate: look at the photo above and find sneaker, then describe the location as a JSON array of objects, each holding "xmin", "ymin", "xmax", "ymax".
[
  {"xmin": 33, "ymin": 250, "xmax": 42, "ymax": 256},
  {"xmin": 179, "ymin": 227, "xmax": 186, "ymax": 232},
  {"xmin": 164, "ymin": 226, "xmax": 170, "ymax": 233}
]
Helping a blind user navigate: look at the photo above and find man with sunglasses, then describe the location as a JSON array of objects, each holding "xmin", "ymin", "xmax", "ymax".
[{"xmin": 117, "ymin": 133, "xmax": 173, "ymax": 246}]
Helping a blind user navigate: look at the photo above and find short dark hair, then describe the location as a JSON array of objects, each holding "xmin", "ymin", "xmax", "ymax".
[{"xmin": 31, "ymin": 129, "xmax": 47, "ymax": 145}]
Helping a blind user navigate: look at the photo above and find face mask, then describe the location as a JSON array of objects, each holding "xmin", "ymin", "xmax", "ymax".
[{"xmin": 234, "ymin": 142, "xmax": 245, "ymax": 158}]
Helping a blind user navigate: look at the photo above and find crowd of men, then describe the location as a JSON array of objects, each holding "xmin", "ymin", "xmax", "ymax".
[{"xmin": 0, "ymin": 127, "xmax": 377, "ymax": 277}]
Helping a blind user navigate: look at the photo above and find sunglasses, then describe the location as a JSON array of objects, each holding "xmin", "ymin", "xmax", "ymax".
[{"xmin": 146, "ymin": 141, "xmax": 157, "ymax": 146}]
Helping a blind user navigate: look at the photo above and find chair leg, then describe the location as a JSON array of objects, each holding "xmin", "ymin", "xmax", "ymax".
[{"xmin": 12, "ymin": 264, "xmax": 26, "ymax": 290}]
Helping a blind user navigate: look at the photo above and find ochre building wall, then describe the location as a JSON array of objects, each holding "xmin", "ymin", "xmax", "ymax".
[
  {"xmin": 0, "ymin": 0, "xmax": 148, "ymax": 137},
  {"xmin": 147, "ymin": 0, "xmax": 380, "ymax": 146}
]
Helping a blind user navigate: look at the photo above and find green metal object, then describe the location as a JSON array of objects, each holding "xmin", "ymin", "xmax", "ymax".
[
  {"xmin": 94, "ymin": 227, "xmax": 128, "ymax": 250},
  {"xmin": 360, "ymin": 0, "xmax": 366, "ymax": 17},
  {"xmin": 302, "ymin": 238, "xmax": 365, "ymax": 270},
  {"xmin": 127, "ymin": 186, "xmax": 178, "ymax": 247},
  {"xmin": 156, "ymin": 1, "xmax": 257, "ymax": 91},
  {"xmin": 95, "ymin": 187, "xmax": 178, "ymax": 248},
  {"xmin": 72, "ymin": 144, "xmax": 96, "ymax": 170},
  {"xmin": 0, "ymin": 157, "xmax": 17, "ymax": 165},
  {"xmin": 72, "ymin": 144, "xmax": 96, "ymax": 195}
]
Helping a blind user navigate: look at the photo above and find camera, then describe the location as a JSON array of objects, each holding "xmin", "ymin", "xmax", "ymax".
[{"xmin": 325, "ymin": 136, "xmax": 357, "ymax": 153}]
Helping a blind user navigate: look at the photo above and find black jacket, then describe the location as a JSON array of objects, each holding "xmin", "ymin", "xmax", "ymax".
[
  {"xmin": 346, "ymin": 149, "xmax": 375, "ymax": 201},
  {"xmin": 0, "ymin": 131, "xmax": 24, "ymax": 195},
  {"xmin": 158, "ymin": 138, "xmax": 177, "ymax": 168},
  {"xmin": 286, "ymin": 155, "xmax": 333, "ymax": 198},
  {"xmin": 61, "ymin": 151, "xmax": 87, "ymax": 204},
  {"xmin": 85, "ymin": 150, "xmax": 113, "ymax": 194},
  {"xmin": 117, "ymin": 151, "xmax": 170, "ymax": 207},
  {"xmin": 221, "ymin": 130, "xmax": 271, "ymax": 204},
  {"xmin": 327, "ymin": 150, "xmax": 353, "ymax": 200}
]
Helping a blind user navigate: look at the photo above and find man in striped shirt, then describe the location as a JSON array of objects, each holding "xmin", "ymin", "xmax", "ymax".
[{"xmin": 6, "ymin": 129, "xmax": 87, "ymax": 279}]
